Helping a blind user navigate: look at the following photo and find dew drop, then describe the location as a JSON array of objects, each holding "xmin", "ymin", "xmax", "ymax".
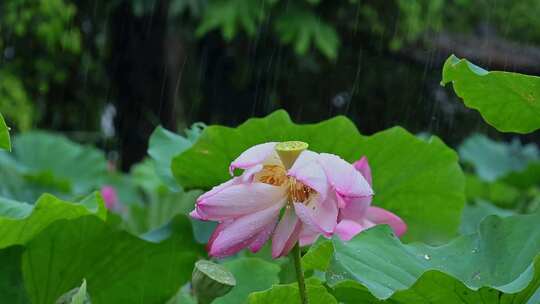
[
  {"xmin": 471, "ymin": 248, "xmax": 478, "ymax": 253},
  {"xmin": 329, "ymin": 273, "xmax": 344, "ymax": 281},
  {"xmin": 423, "ymin": 254, "xmax": 431, "ymax": 260}
]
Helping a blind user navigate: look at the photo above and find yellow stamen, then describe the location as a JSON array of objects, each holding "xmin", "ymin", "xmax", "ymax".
[
  {"xmin": 257, "ymin": 165, "xmax": 287, "ymax": 186},
  {"xmin": 256, "ymin": 141, "xmax": 314, "ymax": 205},
  {"xmin": 288, "ymin": 177, "xmax": 313, "ymax": 203},
  {"xmin": 258, "ymin": 167, "xmax": 313, "ymax": 204}
]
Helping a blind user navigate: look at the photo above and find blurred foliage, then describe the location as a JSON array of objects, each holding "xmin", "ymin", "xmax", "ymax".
[
  {"xmin": 460, "ymin": 134, "xmax": 540, "ymax": 214},
  {"xmin": 464, "ymin": 174, "xmax": 520, "ymax": 208},
  {"xmin": 274, "ymin": 5, "xmax": 339, "ymax": 60},
  {"xmin": 0, "ymin": 131, "xmax": 108, "ymax": 202},
  {"xmin": 193, "ymin": 0, "xmax": 340, "ymax": 59},
  {"xmin": 196, "ymin": 0, "xmax": 266, "ymax": 41},
  {"xmin": 126, "ymin": 0, "xmax": 540, "ymax": 58},
  {"xmin": 0, "ymin": 124, "xmax": 209, "ymax": 241},
  {"xmin": 0, "ymin": 71, "xmax": 33, "ymax": 131},
  {"xmin": 120, "ymin": 159, "xmax": 203, "ymax": 235},
  {"xmin": 2, "ymin": 0, "xmax": 540, "ymax": 150},
  {"xmin": 440, "ymin": 0, "xmax": 540, "ymax": 42},
  {"xmin": 148, "ymin": 124, "xmax": 205, "ymax": 190},
  {"xmin": 0, "ymin": 0, "xmax": 79, "ymax": 126},
  {"xmin": 0, "ymin": 129, "xmax": 190, "ymax": 225},
  {"xmin": 0, "ymin": 0, "xmax": 107, "ymax": 132},
  {"xmin": 459, "ymin": 133, "xmax": 538, "ymax": 182},
  {"xmin": 2, "ymin": 0, "xmax": 81, "ymax": 53}
]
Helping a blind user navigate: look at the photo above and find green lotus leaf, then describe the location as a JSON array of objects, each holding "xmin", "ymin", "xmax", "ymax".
[{"xmin": 442, "ymin": 55, "xmax": 540, "ymax": 134}]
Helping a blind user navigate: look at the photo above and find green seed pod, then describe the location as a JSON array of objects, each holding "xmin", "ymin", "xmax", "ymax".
[
  {"xmin": 192, "ymin": 260, "xmax": 236, "ymax": 304},
  {"xmin": 275, "ymin": 141, "xmax": 309, "ymax": 169}
]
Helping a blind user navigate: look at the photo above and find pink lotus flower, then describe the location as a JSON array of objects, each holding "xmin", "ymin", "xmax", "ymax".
[
  {"xmin": 190, "ymin": 142, "xmax": 406, "ymax": 258},
  {"xmin": 332, "ymin": 156, "xmax": 407, "ymax": 241}
]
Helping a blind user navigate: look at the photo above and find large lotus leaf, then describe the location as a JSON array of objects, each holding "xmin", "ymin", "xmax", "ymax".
[
  {"xmin": 172, "ymin": 110, "xmax": 365, "ymax": 189},
  {"xmin": 442, "ymin": 55, "xmax": 540, "ymax": 134},
  {"xmin": 0, "ymin": 194, "xmax": 105, "ymax": 300},
  {"xmin": 0, "ymin": 131, "xmax": 108, "ymax": 200},
  {"xmin": 214, "ymin": 258, "xmax": 281, "ymax": 304},
  {"xmin": 0, "ymin": 194, "xmax": 203, "ymax": 303},
  {"xmin": 0, "ymin": 214, "xmax": 202, "ymax": 304},
  {"xmin": 356, "ymin": 127, "xmax": 464, "ymax": 243},
  {"xmin": 247, "ymin": 278, "xmax": 337, "ymax": 304},
  {"xmin": 329, "ymin": 265, "xmax": 540, "ymax": 304},
  {"xmin": 0, "ymin": 193, "xmax": 106, "ymax": 248},
  {"xmin": 312, "ymin": 212, "xmax": 540, "ymax": 303},
  {"xmin": 173, "ymin": 110, "xmax": 464, "ymax": 243},
  {"xmin": 302, "ymin": 239, "xmax": 334, "ymax": 273},
  {"xmin": 459, "ymin": 200, "xmax": 515, "ymax": 235},
  {"xmin": 0, "ymin": 113, "xmax": 10, "ymax": 151}
]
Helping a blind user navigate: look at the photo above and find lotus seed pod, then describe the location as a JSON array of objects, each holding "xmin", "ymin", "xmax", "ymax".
[
  {"xmin": 192, "ymin": 260, "xmax": 236, "ymax": 304},
  {"xmin": 275, "ymin": 141, "xmax": 309, "ymax": 169}
]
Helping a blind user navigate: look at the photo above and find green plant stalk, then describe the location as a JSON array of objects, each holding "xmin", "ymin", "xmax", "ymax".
[{"xmin": 291, "ymin": 243, "xmax": 308, "ymax": 304}]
